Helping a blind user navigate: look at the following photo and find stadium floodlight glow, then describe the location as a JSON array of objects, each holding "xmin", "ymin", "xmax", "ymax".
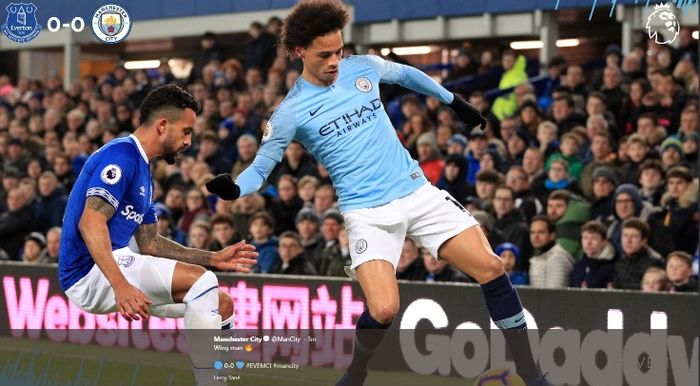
[
  {"xmin": 693, "ymin": 30, "xmax": 699, "ymax": 40},
  {"xmin": 509, "ymin": 40, "xmax": 544, "ymax": 50},
  {"xmin": 123, "ymin": 60, "xmax": 161, "ymax": 70},
  {"xmin": 380, "ymin": 46, "xmax": 432, "ymax": 56},
  {"xmin": 556, "ymin": 39, "xmax": 580, "ymax": 47}
]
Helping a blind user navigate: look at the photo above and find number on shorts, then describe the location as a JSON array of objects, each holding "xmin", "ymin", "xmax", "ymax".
[{"xmin": 444, "ymin": 196, "xmax": 467, "ymax": 212}]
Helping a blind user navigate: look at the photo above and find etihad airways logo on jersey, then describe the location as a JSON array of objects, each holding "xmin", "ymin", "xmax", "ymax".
[
  {"xmin": 318, "ymin": 98, "xmax": 382, "ymax": 137},
  {"xmin": 121, "ymin": 205, "xmax": 144, "ymax": 224}
]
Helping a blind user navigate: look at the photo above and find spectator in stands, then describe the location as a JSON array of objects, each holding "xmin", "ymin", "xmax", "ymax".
[
  {"xmin": 535, "ymin": 121, "xmax": 559, "ymax": 160},
  {"xmin": 402, "ymin": 111, "xmax": 434, "ymax": 158},
  {"xmin": 589, "ymin": 166, "xmax": 618, "ymax": 222},
  {"xmin": 659, "ymin": 137, "xmax": 684, "ymax": 171},
  {"xmin": 546, "ymin": 132, "xmax": 583, "ymax": 183},
  {"xmin": 249, "ymin": 211, "xmax": 280, "ymax": 273},
  {"xmin": 189, "ymin": 32, "xmax": 222, "ymax": 83},
  {"xmin": 52, "ymin": 153, "xmax": 75, "ymax": 193},
  {"xmin": 678, "ymin": 106, "xmax": 698, "ymax": 139},
  {"xmin": 547, "ymin": 189, "xmax": 590, "ymax": 258},
  {"xmin": 638, "ymin": 159, "xmax": 666, "ymax": 207},
  {"xmin": 542, "ymin": 159, "xmax": 577, "ymax": 201},
  {"xmin": 312, "ymin": 210, "xmax": 347, "ymax": 277},
  {"xmin": 421, "ymin": 247, "xmax": 470, "ymax": 283},
  {"xmin": 614, "ymin": 217, "xmax": 664, "ymax": 290},
  {"xmin": 154, "ymin": 203, "xmax": 187, "ymax": 245},
  {"xmin": 0, "ymin": 187, "xmax": 34, "ymax": 260},
  {"xmin": 619, "ymin": 134, "xmax": 652, "ymax": 184},
  {"xmin": 196, "ymin": 130, "xmax": 232, "ymax": 175},
  {"xmin": 528, "ymin": 215, "xmax": 574, "ymax": 288},
  {"xmin": 466, "ymin": 128, "xmax": 488, "ymax": 184},
  {"xmin": 601, "ymin": 66, "xmax": 628, "ymax": 127},
  {"xmin": 607, "ymin": 184, "xmax": 659, "ymax": 255},
  {"xmin": 561, "ymin": 65, "xmax": 589, "ymax": 106},
  {"xmin": 437, "ymin": 154, "xmax": 473, "ymax": 205},
  {"xmin": 313, "ymin": 184, "xmax": 336, "ymax": 217},
  {"xmin": 295, "ymin": 208, "xmax": 322, "ymax": 258},
  {"xmin": 570, "ymin": 220, "xmax": 615, "ymax": 288},
  {"xmin": 580, "ymin": 132, "xmax": 617, "ymax": 200},
  {"xmin": 416, "ymin": 132, "xmax": 444, "ymax": 185},
  {"xmin": 268, "ymin": 175, "xmax": 304, "ymax": 234},
  {"xmin": 474, "ymin": 169, "xmax": 502, "ymax": 213},
  {"xmin": 5, "ymin": 139, "xmax": 30, "ymax": 173},
  {"xmin": 666, "ymin": 251, "xmax": 699, "ymax": 293},
  {"xmin": 230, "ymin": 192, "xmax": 265, "ymax": 241},
  {"xmin": 231, "ymin": 134, "xmax": 259, "ymax": 180},
  {"xmin": 469, "ymin": 92, "xmax": 499, "ymax": 136},
  {"xmin": 445, "ymin": 49, "xmax": 478, "ymax": 82},
  {"xmin": 680, "ymin": 131, "xmax": 698, "ymax": 176},
  {"xmin": 22, "ymin": 232, "xmax": 47, "ymax": 264},
  {"xmin": 550, "ymin": 94, "xmax": 585, "ymax": 135},
  {"xmin": 178, "ymin": 187, "xmax": 211, "ymax": 234},
  {"xmin": 33, "ymin": 171, "xmax": 67, "ymax": 234},
  {"xmin": 187, "ymin": 220, "xmax": 213, "ymax": 251},
  {"xmin": 246, "ymin": 22, "xmax": 277, "ymax": 74},
  {"xmin": 649, "ymin": 166, "xmax": 699, "ymax": 256},
  {"xmin": 493, "ymin": 186, "xmax": 532, "ymax": 261},
  {"xmin": 506, "ymin": 165, "xmax": 541, "ymax": 222},
  {"xmin": 297, "ymin": 175, "xmax": 319, "ymax": 207},
  {"xmin": 163, "ymin": 184, "xmax": 186, "ymax": 225},
  {"xmin": 209, "ymin": 213, "xmax": 242, "ymax": 250},
  {"xmin": 492, "ymin": 49, "xmax": 528, "ymax": 120},
  {"xmin": 270, "ymin": 141, "xmax": 316, "ymax": 186},
  {"xmin": 40, "ymin": 226, "xmax": 61, "ymax": 264},
  {"xmin": 641, "ymin": 267, "xmax": 669, "ymax": 293},
  {"xmin": 495, "ymin": 242, "xmax": 528, "ymax": 285},
  {"xmin": 270, "ymin": 231, "xmax": 317, "ymax": 275},
  {"xmin": 506, "ymin": 129, "xmax": 529, "ymax": 167},
  {"xmin": 397, "ymin": 238, "xmax": 427, "ymax": 280}
]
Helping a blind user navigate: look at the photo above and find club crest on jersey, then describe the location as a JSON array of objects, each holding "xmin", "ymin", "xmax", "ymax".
[
  {"xmin": 356, "ymin": 239, "xmax": 368, "ymax": 254},
  {"xmin": 355, "ymin": 77, "xmax": 372, "ymax": 92},
  {"xmin": 100, "ymin": 164, "xmax": 122, "ymax": 185},
  {"xmin": 262, "ymin": 121, "xmax": 273, "ymax": 142}
]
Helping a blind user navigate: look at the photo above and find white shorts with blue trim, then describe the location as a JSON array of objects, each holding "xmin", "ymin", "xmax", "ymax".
[
  {"xmin": 342, "ymin": 183, "xmax": 479, "ymax": 278},
  {"xmin": 65, "ymin": 247, "xmax": 182, "ymax": 317}
]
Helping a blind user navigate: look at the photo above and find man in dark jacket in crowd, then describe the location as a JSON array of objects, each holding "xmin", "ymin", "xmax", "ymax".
[
  {"xmin": 613, "ymin": 217, "xmax": 664, "ymax": 290},
  {"xmin": 270, "ymin": 231, "xmax": 318, "ymax": 275},
  {"xmin": 0, "ymin": 187, "xmax": 35, "ymax": 259},
  {"xmin": 312, "ymin": 210, "xmax": 348, "ymax": 277},
  {"xmin": 649, "ymin": 166, "xmax": 699, "ymax": 256},
  {"xmin": 197, "ymin": 130, "xmax": 232, "ymax": 175},
  {"xmin": 589, "ymin": 166, "xmax": 618, "ymax": 223},
  {"xmin": 436, "ymin": 154, "xmax": 474, "ymax": 204},
  {"xmin": 570, "ymin": 220, "xmax": 616, "ymax": 288},
  {"xmin": 506, "ymin": 166, "xmax": 542, "ymax": 223},
  {"xmin": 493, "ymin": 185, "xmax": 532, "ymax": 261},
  {"xmin": 396, "ymin": 238, "xmax": 427, "ymax": 280},
  {"xmin": 296, "ymin": 208, "xmax": 322, "ymax": 258},
  {"xmin": 33, "ymin": 171, "xmax": 67, "ymax": 234}
]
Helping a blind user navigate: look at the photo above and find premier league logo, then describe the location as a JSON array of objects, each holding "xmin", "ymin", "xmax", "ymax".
[
  {"xmin": 646, "ymin": 3, "xmax": 680, "ymax": 45},
  {"xmin": 1, "ymin": 3, "xmax": 42, "ymax": 43}
]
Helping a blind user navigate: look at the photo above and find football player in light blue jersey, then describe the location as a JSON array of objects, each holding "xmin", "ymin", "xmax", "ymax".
[
  {"xmin": 59, "ymin": 85, "xmax": 258, "ymax": 386},
  {"xmin": 207, "ymin": 1, "xmax": 548, "ymax": 385}
]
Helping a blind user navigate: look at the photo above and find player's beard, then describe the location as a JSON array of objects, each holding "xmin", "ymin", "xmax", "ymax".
[{"xmin": 162, "ymin": 135, "xmax": 180, "ymax": 165}]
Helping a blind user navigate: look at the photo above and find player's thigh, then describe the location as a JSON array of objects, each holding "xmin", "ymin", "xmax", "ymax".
[
  {"xmin": 406, "ymin": 185, "xmax": 477, "ymax": 258},
  {"xmin": 439, "ymin": 225, "xmax": 504, "ymax": 284},
  {"xmin": 355, "ymin": 260, "xmax": 400, "ymax": 323},
  {"xmin": 343, "ymin": 207, "xmax": 406, "ymax": 272}
]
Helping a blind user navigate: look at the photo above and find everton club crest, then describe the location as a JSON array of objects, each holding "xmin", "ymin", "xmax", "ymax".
[
  {"xmin": 91, "ymin": 4, "xmax": 131, "ymax": 44},
  {"xmin": 1, "ymin": 3, "xmax": 41, "ymax": 43}
]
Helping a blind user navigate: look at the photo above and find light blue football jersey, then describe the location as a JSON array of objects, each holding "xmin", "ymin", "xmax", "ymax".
[
  {"xmin": 59, "ymin": 135, "xmax": 157, "ymax": 291},
  {"xmin": 236, "ymin": 54, "xmax": 454, "ymax": 211}
]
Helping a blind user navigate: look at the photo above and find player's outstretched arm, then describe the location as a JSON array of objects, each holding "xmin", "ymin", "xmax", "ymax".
[
  {"xmin": 80, "ymin": 197, "xmax": 151, "ymax": 321},
  {"xmin": 135, "ymin": 223, "xmax": 258, "ymax": 271}
]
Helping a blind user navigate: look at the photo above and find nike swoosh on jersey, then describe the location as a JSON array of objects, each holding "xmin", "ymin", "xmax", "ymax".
[{"xmin": 309, "ymin": 104, "xmax": 323, "ymax": 117}]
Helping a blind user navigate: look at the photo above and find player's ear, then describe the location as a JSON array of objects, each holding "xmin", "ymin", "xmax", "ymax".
[
  {"xmin": 156, "ymin": 118, "xmax": 168, "ymax": 135},
  {"xmin": 295, "ymin": 47, "xmax": 305, "ymax": 60}
]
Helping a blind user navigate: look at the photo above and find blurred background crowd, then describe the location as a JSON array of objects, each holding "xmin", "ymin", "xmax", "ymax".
[{"xmin": 0, "ymin": 17, "xmax": 697, "ymax": 293}]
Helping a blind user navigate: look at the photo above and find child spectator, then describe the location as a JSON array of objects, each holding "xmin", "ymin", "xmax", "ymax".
[
  {"xmin": 620, "ymin": 134, "xmax": 652, "ymax": 184},
  {"xmin": 249, "ymin": 211, "xmax": 280, "ymax": 273},
  {"xmin": 666, "ymin": 251, "xmax": 699, "ymax": 292},
  {"xmin": 570, "ymin": 221, "xmax": 615, "ymax": 288},
  {"xmin": 495, "ymin": 242, "xmax": 528, "ymax": 285},
  {"xmin": 641, "ymin": 267, "xmax": 669, "ymax": 292}
]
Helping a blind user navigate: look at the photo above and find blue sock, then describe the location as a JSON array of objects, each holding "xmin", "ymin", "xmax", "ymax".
[
  {"xmin": 481, "ymin": 274, "xmax": 539, "ymax": 380},
  {"xmin": 348, "ymin": 310, "xmax": 391, "ymax": 375}
]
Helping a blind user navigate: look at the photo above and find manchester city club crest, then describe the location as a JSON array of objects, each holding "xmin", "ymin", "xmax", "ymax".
[
  {"xmin": 1, "ymin": 3, "xmax": 41, "ymax": 43},
  {"xmin": 355, "ymin": 77, "xmax": 372, "ymax": 92},
  {"xmin": 91, "ymin": 4, "xmax": 131, "ymax": 44}
]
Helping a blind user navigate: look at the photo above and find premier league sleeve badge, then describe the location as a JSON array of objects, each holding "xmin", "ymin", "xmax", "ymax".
[{"xmin": 1, "ymin": 3, "xmax": 42, "ymax": 43}]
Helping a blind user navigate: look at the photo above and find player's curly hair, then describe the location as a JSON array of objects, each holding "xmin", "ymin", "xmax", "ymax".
[
  {"xmin": 281, "ymin": 0, "xmax": 350, "ymax": 58},
  {"xmin": 138, "ymin": 84, "xmax": 200, "ymax": 125}
]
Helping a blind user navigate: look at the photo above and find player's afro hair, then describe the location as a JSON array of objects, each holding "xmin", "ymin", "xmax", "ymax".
[
  {"xmin": 138, "ymin": 84, "xmax": 200, "ymax": 125},
  {"xmin": 281, "ymin": 0, "xmax": 350, "ymax": 58}
]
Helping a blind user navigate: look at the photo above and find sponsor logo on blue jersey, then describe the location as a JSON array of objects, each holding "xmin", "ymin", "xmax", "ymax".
[
  {"xmin": 318, "ymin": 98, "xmax": 382, "ymax": 137},
  {"xmin": 121, "ymin": 204, "xmax": 144, "ymax": 224}
]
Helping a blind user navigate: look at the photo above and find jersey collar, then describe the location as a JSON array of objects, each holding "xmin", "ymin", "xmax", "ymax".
[{"xmin": 129, "ymin": 134, "xmax": 149, "ymax": 164}]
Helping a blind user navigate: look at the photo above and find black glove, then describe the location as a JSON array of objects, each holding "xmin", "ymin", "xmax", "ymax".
[
  {"xmin": 205, "ymin": 174, "xmax": 241, "ymax": 201},
  {"xmin": 449, "ymin": 92, "xmax": 487, "ymax": 130}
]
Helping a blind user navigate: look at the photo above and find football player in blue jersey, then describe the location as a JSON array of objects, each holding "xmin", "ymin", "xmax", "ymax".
[
  {"xmin": 59, "ymin": 84, "xmax": 258, "ymax": 386},
  {"xmin": 206, "ymin": 1, "xmax": 548, "ymax": 385}
]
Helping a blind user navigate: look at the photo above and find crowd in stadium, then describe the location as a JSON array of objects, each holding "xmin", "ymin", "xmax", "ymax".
[{"xmin": 0, "ymin": 17, "xmax": 697, "ymax": 293}]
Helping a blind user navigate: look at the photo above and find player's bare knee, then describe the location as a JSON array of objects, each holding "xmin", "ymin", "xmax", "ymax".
[
  {"xmin": 478, "ymin": 254, "xmax": 506, "ymax": 284},
  {"xmin": 371, "ymin": 302, "xmax": 399, "ymax": 324},
  {"xmin": 219, "ymin": 290, "xmax": 233, "ymax": 319}
]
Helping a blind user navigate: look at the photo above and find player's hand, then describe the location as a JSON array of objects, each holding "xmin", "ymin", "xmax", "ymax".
[
  {"xmin": 210, "ymin": 241, "xmax": 258, "ymax": 272},
  {"xmin": 449, "ymin": 92, "xmax": 487, "ymax": 130},
  {"xmin": 205, "ymin": 174, "xmax": 241, "ymax": 201},
  {"xmin": 113, "ymin": 282, "xmax": 151, "ymax": 321}
]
